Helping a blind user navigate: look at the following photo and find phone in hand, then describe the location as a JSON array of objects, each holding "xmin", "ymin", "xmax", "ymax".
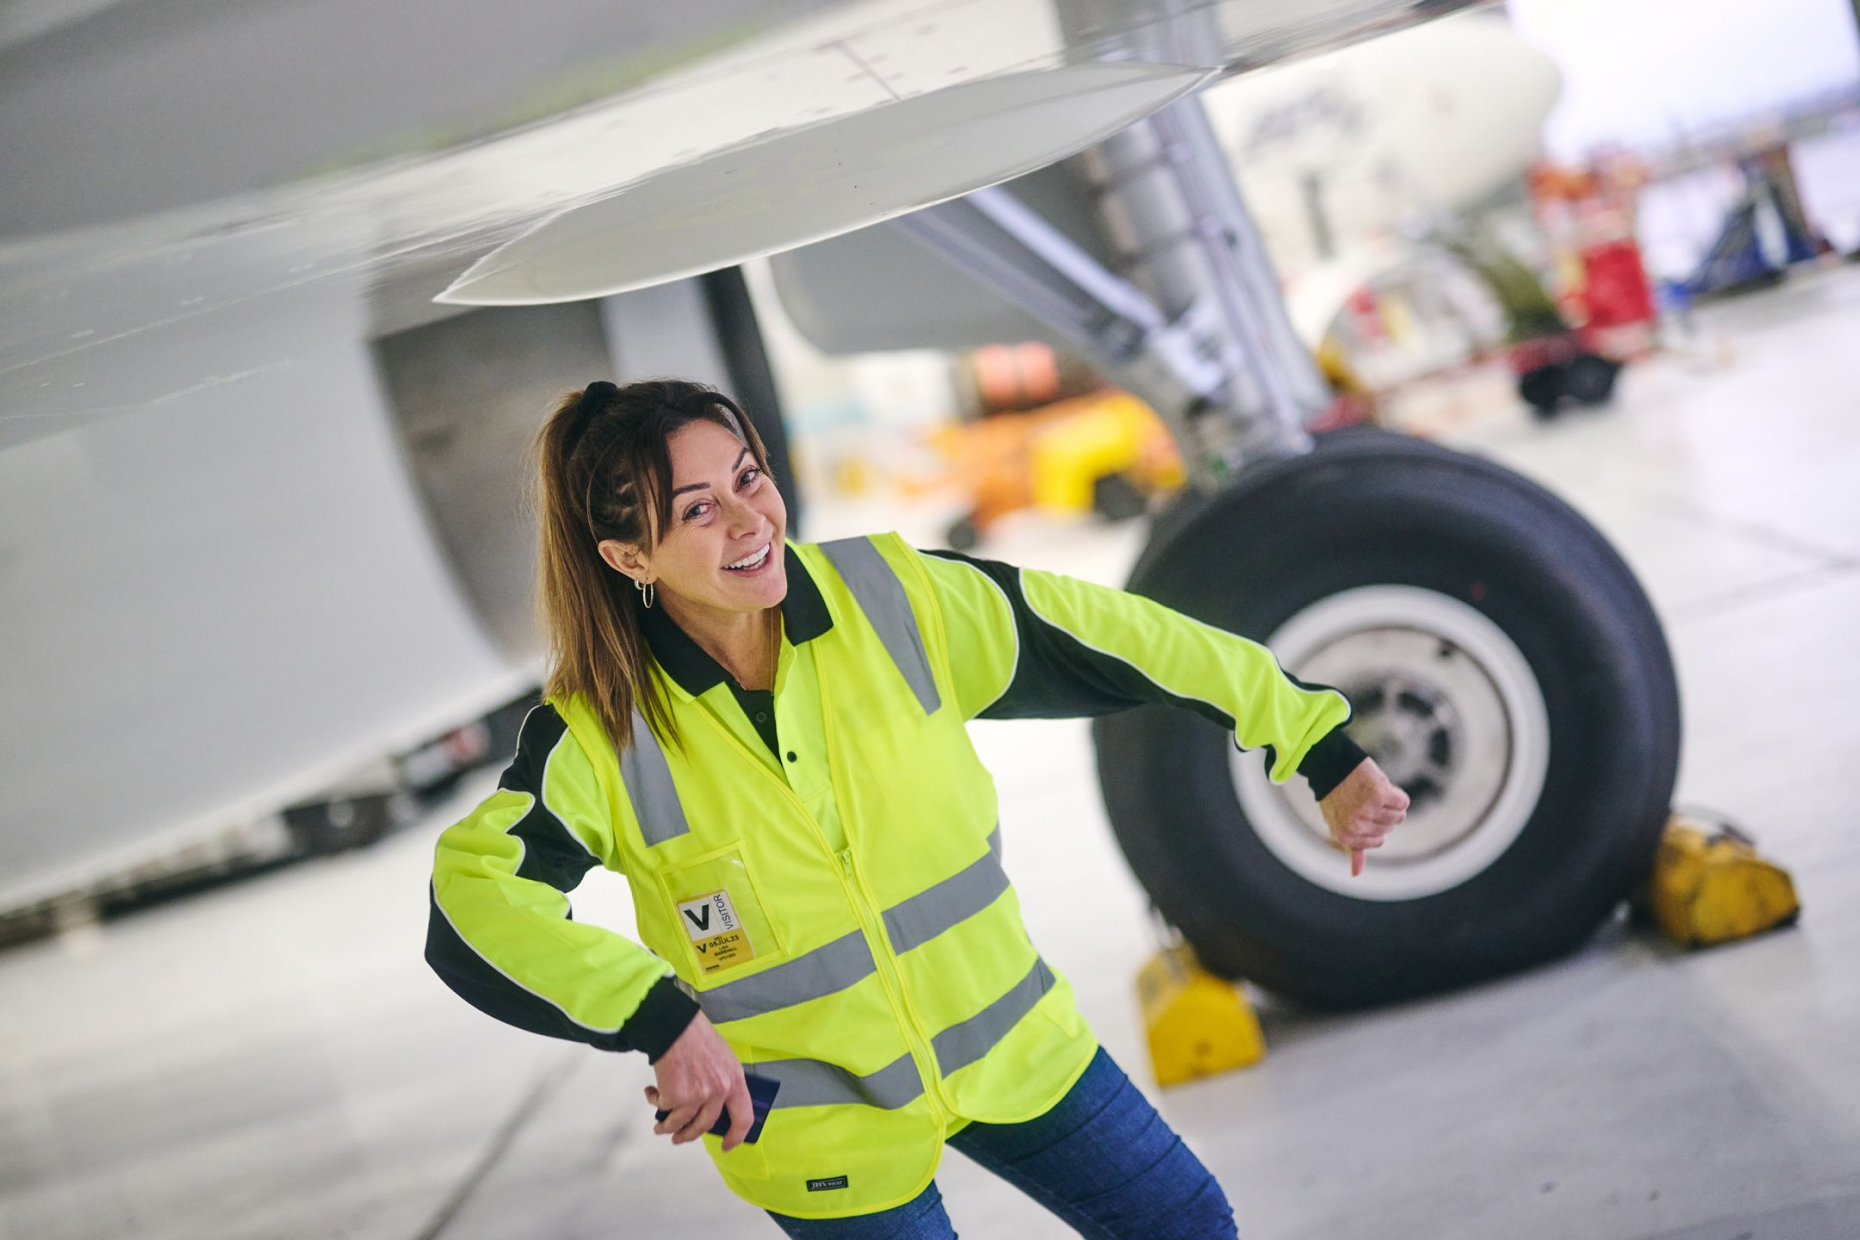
[{"xmin": 655, "ymin": 1071, "xmax": 781, "ymax": 1143}]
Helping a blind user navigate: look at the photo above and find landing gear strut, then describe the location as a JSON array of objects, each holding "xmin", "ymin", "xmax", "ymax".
[{"xmin": 894, "ymin": 91, "xmax": 1680, "ymax": 1005}]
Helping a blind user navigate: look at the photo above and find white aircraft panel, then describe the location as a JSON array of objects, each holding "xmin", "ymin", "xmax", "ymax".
[{"xmin": 0, "ymin": 293, "xmax": 521, "ymax": 908}]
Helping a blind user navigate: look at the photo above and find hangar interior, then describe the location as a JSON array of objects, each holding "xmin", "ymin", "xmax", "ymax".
[{"xmin": 2, "ymin": 2, "xmax": 1859, "ymax": 1238}]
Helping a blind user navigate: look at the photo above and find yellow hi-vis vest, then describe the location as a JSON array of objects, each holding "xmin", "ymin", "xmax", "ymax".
[{"xmin": 554, "ymin": 533, "xmax": 1096, "ymax": 1218}]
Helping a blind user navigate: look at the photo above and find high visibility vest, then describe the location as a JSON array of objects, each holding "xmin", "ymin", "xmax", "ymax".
[{"xmin": 553, "ymin": 533, "xmax": 1097, "ymax": 1219}]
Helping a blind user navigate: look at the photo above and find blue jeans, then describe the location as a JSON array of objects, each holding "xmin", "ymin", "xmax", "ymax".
[{"xmin": 767, "ymin": 1047, "xmax": 1237, "ymax": 1239}]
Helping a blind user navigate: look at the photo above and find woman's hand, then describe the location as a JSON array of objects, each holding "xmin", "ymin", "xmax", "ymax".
[
  {"xmin": 644, "ymin": 1011, "xmax": 754, "ymax": 1150},
  {"xmin": 1318, "ymin": 757, "xmax": 1410, "ymax": 877}
]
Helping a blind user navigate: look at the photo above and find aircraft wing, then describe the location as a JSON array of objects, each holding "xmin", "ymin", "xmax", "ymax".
[{"xmin": 2, "ymin": 0, "xmax": 1482, "ymax": 447}]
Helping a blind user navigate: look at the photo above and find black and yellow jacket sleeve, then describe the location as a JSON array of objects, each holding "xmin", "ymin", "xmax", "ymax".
[
  {"xmin": 915, "ymin": 548, "xmax": 1368, "ymax": 799},
  {"xmin": 425, "ymin": 705, "xmax": 699, "ymax": 1058}
]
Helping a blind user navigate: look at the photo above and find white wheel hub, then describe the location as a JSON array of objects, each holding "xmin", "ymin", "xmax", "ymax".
[{"xmin": 1229, "ymin": 586, "xmax": 1550, "ymax": 901}]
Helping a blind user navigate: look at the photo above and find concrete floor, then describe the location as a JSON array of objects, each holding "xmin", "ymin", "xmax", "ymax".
[{"xmin": 3, "ymin": 268, "xmax": 1859, "ymax": 1240}]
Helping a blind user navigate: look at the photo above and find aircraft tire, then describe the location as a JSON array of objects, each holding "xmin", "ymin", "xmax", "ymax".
[{"xmin": 1094, "ymin": 429, "xmax": 1679, "ymax": 1006}]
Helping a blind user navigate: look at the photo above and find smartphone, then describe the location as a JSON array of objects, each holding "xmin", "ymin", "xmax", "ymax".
[{"xmin": 654, "ymin": 1070, "xmax": 781, "ymax": 1143}]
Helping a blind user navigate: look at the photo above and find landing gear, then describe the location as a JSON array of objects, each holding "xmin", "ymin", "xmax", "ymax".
[
  {"xmin": 870, "ymin": 86, "xmax": 1683, "ymax": 1005},
  {"xmin": 1095, "ymin": 432, "xmax": 1679, "ymax": 1005}
]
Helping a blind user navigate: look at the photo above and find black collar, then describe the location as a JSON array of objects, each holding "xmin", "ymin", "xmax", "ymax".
[{"xmin": 637, "ymin": 542, "xmax": 833, "ymax": 697}]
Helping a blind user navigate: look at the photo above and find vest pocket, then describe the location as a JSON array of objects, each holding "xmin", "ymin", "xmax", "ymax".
[
  {"xmin": 705, "ymin": 1127, "xmax": 770, "ymax": 1180},
  {"xmin": 657, "ymin": 842, "xmax": 785, "ymax": 980}
]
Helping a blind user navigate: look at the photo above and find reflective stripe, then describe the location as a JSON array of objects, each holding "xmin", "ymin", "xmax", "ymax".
[
  {"xmin": 697, "ymin": 928, "xmax": 877, "ymax": 1025},
  {"xmin": 699, "ymin": 829, "xmax": 1008, "ymax": 1022},
  {"xmin": 882, "ymin": 828, "xmax": 1008, "ymax": 956},
  {"xmin": 619, "ymin": 710, "xmax": 689, "ymax": 846},
  {"xmin": 757, "ymin": 1052, "xmax": 924, "ymax": 1111},
  {"xmin": 931, "ymin": 957, "xmax": 1055, "ymax": 1075},
  {"xmin": 751, "ymin": 960, "xmax": 1052, "ymax": 1110},
  {"xmin": 820, "ymin": 537, "xmax": 942, "ymax": 716}
]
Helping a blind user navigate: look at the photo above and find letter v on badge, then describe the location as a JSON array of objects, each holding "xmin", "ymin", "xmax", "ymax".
[{"xmin": 678, "ymin": 890, "xmax": 756, "ymax": 974}]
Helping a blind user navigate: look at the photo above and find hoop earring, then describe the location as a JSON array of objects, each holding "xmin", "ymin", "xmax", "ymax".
[{"xmin": 635, "ymin": 578, "xmax": 655, "ymax": 610}]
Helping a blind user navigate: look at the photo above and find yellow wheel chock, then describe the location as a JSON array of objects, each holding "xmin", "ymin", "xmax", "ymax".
[
  {"xmin": 1133, "ymin": 810, "xmax": 1797, "ymax": 1089},
  {"xmin": 1137, "ymin": 942, "xmax": 1265, "ymax": 1087},
  {"xmin": 1642, "ymin": 811, "xmax": 1801, "ymax": 948}
]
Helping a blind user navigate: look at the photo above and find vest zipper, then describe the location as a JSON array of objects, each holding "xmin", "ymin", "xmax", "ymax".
[
  {"xmin": 834, "ymin": 845, "xmax": 952, "ymax": 1127},
  {"xmin": 809, "ymin": 693, "xmax": 960, "ymax": 1126}
]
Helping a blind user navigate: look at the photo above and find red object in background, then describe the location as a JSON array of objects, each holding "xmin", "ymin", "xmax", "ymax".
[
  {"xmin": 1580, "ymin": 240, "xmax": 1656, "ymax": 330},
  {"xmin": 1530, "ymin": 156, "xmax": 1660, "ymax": 361},
  {"xmin": 1578, "ymin": 238, "xmax": 1658, "ymax": 361}
]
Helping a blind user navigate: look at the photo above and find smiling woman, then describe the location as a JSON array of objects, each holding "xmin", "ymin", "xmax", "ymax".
[
  {"xmin": 424, "ymin": 376, "xmax": 1404, "ymax": 1236},
  {"xmin": 595, "ymin": 417, "xmax": 791, "ymax": 696}
]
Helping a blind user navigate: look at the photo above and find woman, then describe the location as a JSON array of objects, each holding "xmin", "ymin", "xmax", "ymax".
[{"xmin": 426, "ymin": 378, "xmax": 1408, "ymax": 1238}]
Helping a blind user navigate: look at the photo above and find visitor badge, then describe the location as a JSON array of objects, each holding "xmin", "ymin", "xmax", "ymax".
[{"xmin": 677, "ymin": 889, "xmax": 757, "ymax": 974}]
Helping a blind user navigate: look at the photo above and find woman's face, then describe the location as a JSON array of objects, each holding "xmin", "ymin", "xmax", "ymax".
[{"xmin": 605, "ymin": 418, "xmax": 787, "ymax": 617}]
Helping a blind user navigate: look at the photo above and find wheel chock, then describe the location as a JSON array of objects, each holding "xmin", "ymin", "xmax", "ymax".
[
  {"xmin": 1136, "ymin": 943, "xmax": 1265, "ymax": 1087},
  {"xmin": 1643, "ymin": 812, "xmax": 1800, "ymax": 948}
]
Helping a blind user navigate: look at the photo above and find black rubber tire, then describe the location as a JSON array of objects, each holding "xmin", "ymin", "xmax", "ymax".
[
  {"xmin": 1095, "ymin": 430, "xmax": 1680, "ymax": 1007},
  {"xmin": 1564, "ymin": 354, "xmax": 1623, "ymax": 406},
  {"xmin": 1518, "ymin": 364, "xmax": 1566, "ymax": 416}
]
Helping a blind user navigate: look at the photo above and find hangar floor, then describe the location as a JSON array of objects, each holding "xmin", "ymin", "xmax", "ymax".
[{"xmin": 3, "ymin": 267, "xmax": 1858, "ymax": 1240}]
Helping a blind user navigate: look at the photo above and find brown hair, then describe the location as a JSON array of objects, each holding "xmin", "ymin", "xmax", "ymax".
[{"xmin": 532, "ymin": 378, "xmax": 771, "ymax": 753}]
